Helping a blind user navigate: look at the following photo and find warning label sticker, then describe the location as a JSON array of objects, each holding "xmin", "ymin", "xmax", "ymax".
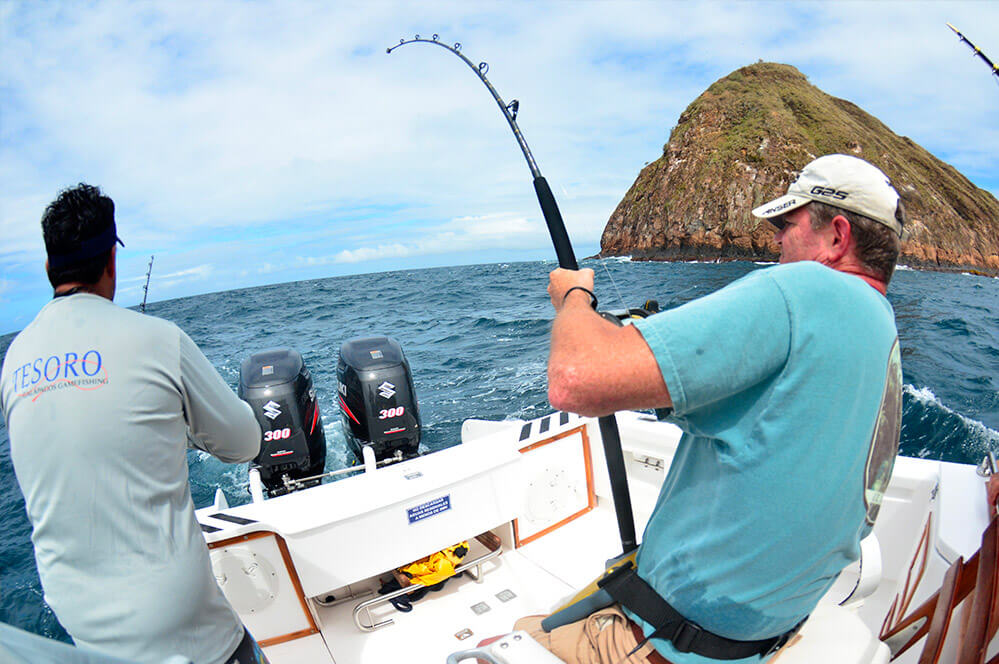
[{"xmin": 407, "ymin": 495, "xmax": 451, "ymax": 524}]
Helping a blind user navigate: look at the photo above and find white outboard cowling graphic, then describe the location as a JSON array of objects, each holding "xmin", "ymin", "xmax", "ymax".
[
  {"xmin": 378, "ymin": 382, "xmax": 396, "ymax": 399},
  {"xmin": 263, "ymin": 400, "xmax": 282, "ymax": 420}
]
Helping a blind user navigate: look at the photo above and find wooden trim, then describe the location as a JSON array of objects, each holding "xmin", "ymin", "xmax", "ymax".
[
  {"xmin": 880, "ymin": 518, "xmax": 991, "ymax": 660},
  {"xmin": 920, "ymin": 557, "xmax": 963, "ymax": 663},
  {"xmin": 272, "ymin": 532, "xmax": 320, "ymax": 638},
  {"xmin": 882, "ymin": 517, "xmax": 932, "ymax": 637},
  {"xmin": 514, "ymin": 425, "xmax": 596, "ymax": 548},
  {"xmin": 958, "ymin": 518, "xmax": 999, "ymax": 664},
  {"xmin": 208, "ymin": 530, "xmax": 275, "ymax": 548},
  {"xmin": 259, "ymin": 627, "xmax": 320, "ymax": 648},
  {"xmin": 516, "ymin": 504, "xmax": 594, "ymax": 547},
  {"xmin": 208, "ymin": 529, "xmax": 320, "ymax": 645},
  {"xmin": 902, "ymin": 519, "xmax": 932, "ymax": 617},
  {"xmin": 517, "ymin": 425, "xmax": 588, "ymax": 454}
]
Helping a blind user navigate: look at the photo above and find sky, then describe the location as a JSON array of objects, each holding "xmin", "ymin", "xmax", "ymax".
[{"xmin": 2, "ymin": 1, "xmax": 997, "ymax": 334}]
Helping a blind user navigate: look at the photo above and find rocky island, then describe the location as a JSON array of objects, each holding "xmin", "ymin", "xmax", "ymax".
[{"xmin": 599, "ymin": 63, "xmax": 999, "ymax": 274}]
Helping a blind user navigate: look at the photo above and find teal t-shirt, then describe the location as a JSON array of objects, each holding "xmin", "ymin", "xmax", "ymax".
[{"xmin": 630, "ymin": 261, "xmax": 902, "ymax": 664}]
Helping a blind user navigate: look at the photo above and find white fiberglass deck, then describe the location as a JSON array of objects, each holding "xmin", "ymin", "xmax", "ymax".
[{"xmin": 195, "ymin": 411, "xmax": 992, "ymax": 664}]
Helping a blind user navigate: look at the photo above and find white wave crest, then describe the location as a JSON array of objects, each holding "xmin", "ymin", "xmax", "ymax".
[
  {"xmin": 904, "ymin": 384, "xmax": 999, "ymax": 450},
  {"xmin": 904, "ymin": 384, "xmax": 937, "ymax": 403}
]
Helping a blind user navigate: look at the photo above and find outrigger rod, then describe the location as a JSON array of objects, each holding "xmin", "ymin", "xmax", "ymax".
[
  {"xmin": 947, "ymin": 23, "xmax": 999, "ymax": 84},
  {"xmin": 140, "ymin": 255, "xmax": 154, "ymax": 313},
  {"xmin": 387, "ymin": 36, "xmax": 638, "ymax": 555}
]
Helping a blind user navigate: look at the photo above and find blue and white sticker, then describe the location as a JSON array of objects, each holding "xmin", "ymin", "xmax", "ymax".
[{"xmin": 407, "ymin": 495, "xmax": 451, "ymax": 524}]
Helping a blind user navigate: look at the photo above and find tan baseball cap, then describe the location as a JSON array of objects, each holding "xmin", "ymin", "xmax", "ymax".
[{"xmin": 752, "ymin": 154, "xmax": 903, "ymax": 237}]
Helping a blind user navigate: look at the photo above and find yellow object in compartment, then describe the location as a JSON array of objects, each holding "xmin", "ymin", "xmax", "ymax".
[{"xmin": 398, "ymin": 541, "xmax": 470, "ymax": 586}]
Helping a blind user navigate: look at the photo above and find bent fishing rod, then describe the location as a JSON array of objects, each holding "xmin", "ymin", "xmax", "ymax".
[
  {"xmin": 948, "ymin": 23, "xmax": 999, "ymax": 84},
  {"xmin": 387, "ymin": 35, "xmax": 638, "ymax": 555}
]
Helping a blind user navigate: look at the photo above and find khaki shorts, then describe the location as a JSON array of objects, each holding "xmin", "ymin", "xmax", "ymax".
[{"xmin": 513, "ymin": 606, "xmax": 665, "ymax": 664}]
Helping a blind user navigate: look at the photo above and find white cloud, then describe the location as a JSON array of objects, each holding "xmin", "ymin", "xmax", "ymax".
[
  {"xmin": 334, "ymin": 243, "xmax": 414, "ymax": 264},
  {"xmin": 2, "ymin": 0, "xmax": 997, "ymax": 329},
  {"xmin": 443, "ymin": 213, "xmax": 538, "ymax": 239},
  {"xmin": 321, "ymin": 211, "xmax": 546, "ymax": 265},
  {"xmin": 155, "ymin": 264, "xmax": 214, "ymax": 289}
]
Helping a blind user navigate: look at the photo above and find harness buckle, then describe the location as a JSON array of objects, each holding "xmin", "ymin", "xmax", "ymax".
[
  {"xmin": 671, "ymin": 621, "xmax": 704, "ymax": 654},
  {"xmin": 765, "ymin": 634, "xmax": 788, "ymax": 657},
  {"xmin": 765, "ymin": 618, "xmax": 805, "ymax": 657}
]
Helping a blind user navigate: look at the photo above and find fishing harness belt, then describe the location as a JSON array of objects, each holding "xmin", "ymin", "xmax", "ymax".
[{"xmin": 597, "ymin": 561, "xmax": 805, "ymax": 660}]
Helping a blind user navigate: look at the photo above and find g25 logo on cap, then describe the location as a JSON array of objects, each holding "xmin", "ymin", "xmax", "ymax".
[{"xmin": 810, "ymin": 185, "xmax": 849, "ymax": 200}]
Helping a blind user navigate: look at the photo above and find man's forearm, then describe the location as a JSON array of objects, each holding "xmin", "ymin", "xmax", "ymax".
[{"xmin": 545, "ymin": 267, "xmax": 671, "ymax": 416}]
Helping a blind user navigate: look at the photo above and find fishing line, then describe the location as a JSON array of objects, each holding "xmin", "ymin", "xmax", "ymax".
[{"xmin": 598, "ymin": 258, "xmax": 631, "ymax": 314}]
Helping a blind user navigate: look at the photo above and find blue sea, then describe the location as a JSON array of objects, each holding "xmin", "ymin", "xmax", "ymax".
[{"xmin": 1, "ymin": 258, "xmax": 998, "ymax": 641}]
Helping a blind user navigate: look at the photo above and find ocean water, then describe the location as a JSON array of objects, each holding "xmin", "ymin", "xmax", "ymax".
[{"xmin": 1, "ymin": 258, "xmax": 997, "ymax": 640}]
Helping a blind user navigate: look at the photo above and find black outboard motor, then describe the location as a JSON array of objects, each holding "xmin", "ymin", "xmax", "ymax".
[
  {"xmin": 337, "ymin": 336, "xmax": 421, "ymax": 463},
  {"xmin": 239, "ymin": 348, "xmax": 326, "ymax": 495}
]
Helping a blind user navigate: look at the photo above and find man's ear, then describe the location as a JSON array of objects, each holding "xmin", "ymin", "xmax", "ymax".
[
  {"xmin": 829, "ymin": 215, "xmax": 853, "ymax": 261},
  {"xmin": 106, "ymin": 247, "xmax": 116, "ymax": 280}
]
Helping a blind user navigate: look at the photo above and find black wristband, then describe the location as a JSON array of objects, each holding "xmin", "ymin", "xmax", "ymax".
[{"xmin": 563, "ymin": 286, "xmax": 598, "ymax": 310}]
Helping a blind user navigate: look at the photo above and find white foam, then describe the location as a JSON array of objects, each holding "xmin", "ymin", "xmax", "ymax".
[
  {"xmin": 904, "ymin": 384, "xmax": 937, "ymax": 403},
  {"xmin": 896, "ymin": 264, "xmax": 915, "ymax": 272},
  {"xmin": 904, "ymin": 384, "xmax": 999, "ymax": 449}
]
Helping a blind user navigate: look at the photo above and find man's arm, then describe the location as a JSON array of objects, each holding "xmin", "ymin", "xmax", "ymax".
[
  {"xmin": 547, "ymin": 268, "xmax": 671, "ymax": 418},
  {"xmin": 178, "ymin": 330, "xmax": 261, "ymax": 463}
]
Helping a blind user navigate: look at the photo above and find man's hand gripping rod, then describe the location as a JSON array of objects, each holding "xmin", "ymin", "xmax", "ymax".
[{"xmin": 387, "ymin": 35, "xmax": 637, "ymax": 555}]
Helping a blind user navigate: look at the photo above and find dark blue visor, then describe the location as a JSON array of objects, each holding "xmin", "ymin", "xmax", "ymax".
[{"xmin": 47, "ymin": 222, "xmax": 124, "ymax": 270}]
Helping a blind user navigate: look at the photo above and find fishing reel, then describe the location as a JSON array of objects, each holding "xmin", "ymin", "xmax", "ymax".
[
  {"xmin": 596, "ymin": 300, "xmax": 674, "ymax": 421},
  {"xmin": 599, "ymin": 299, "xmax": 660, "ymax": 327}
]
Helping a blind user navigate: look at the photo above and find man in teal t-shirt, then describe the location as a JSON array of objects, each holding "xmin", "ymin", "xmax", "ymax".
[{"xmin": 523, "ymin": 155, "xmax": 906, "ymax": 664}]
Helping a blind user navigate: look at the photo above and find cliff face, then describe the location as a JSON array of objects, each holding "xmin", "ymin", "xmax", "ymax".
[{"xmin": 600, "ymin": 63, "xmax": 999, "ymax": 273}]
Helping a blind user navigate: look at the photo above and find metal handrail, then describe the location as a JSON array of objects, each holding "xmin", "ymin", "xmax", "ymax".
[{"xmin": 352, "ymin": 545, "xmax": 502, "ymax": 631}]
